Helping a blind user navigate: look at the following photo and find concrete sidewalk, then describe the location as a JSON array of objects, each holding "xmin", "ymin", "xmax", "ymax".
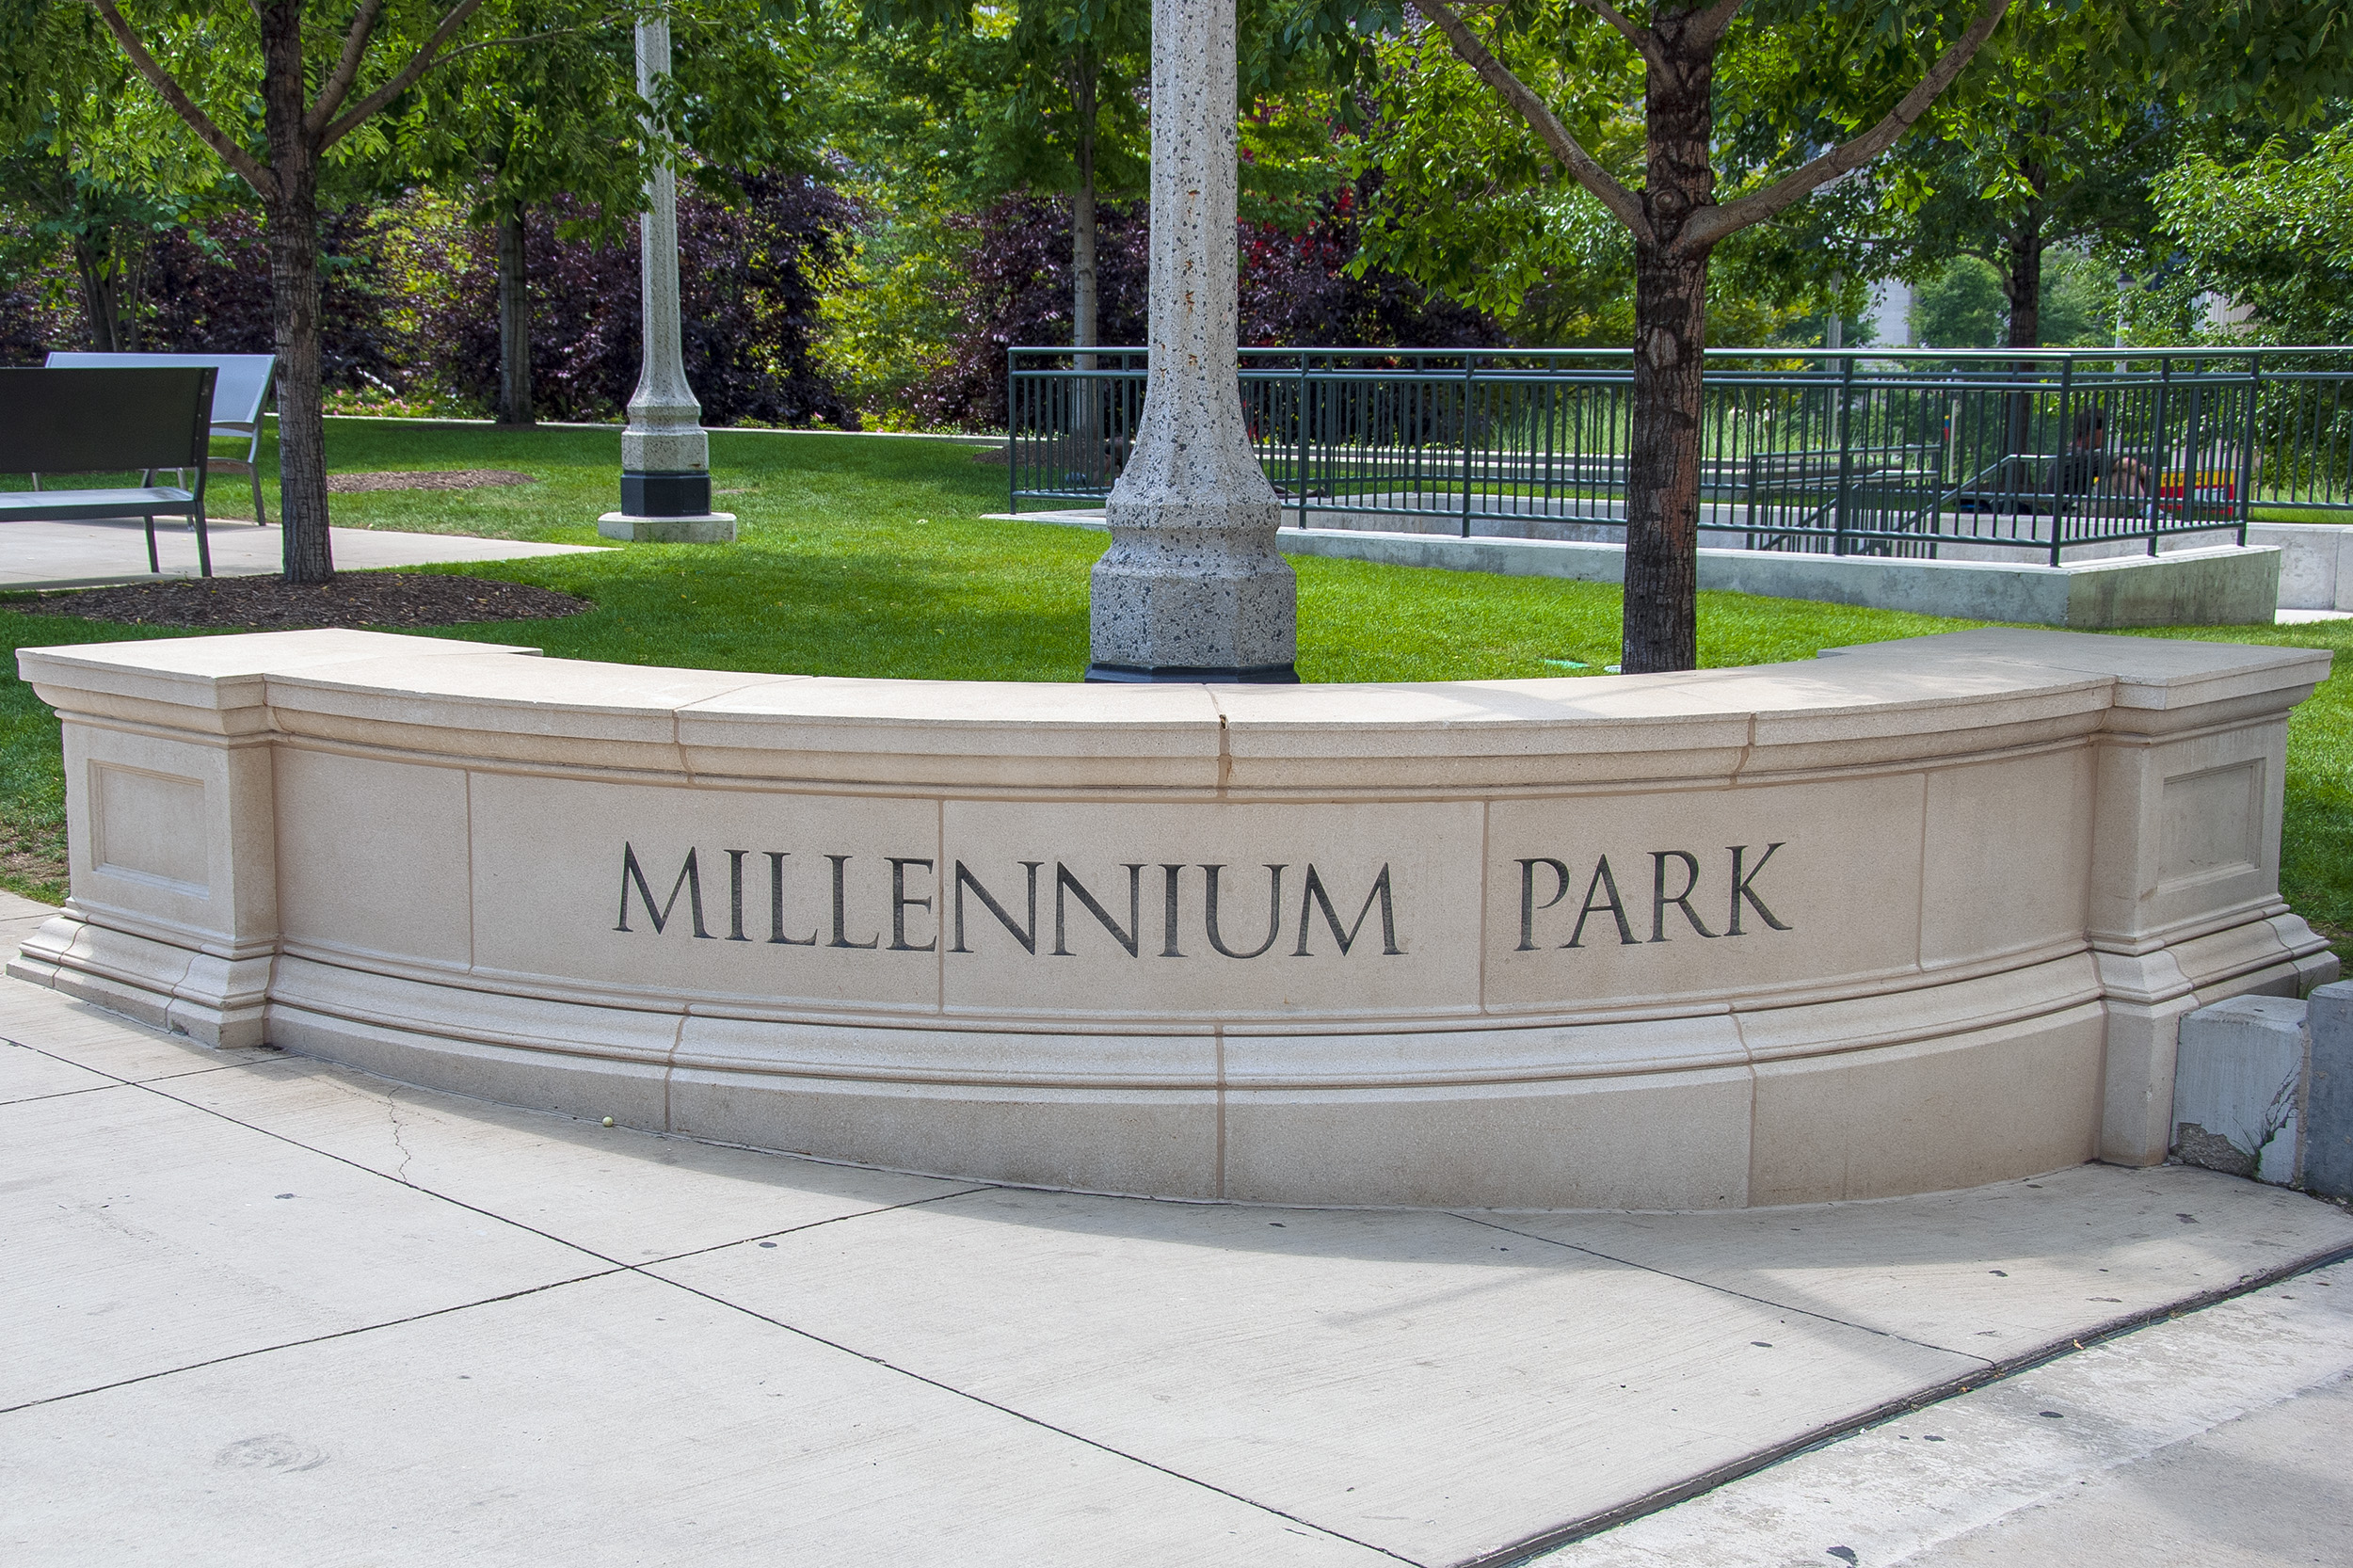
[
  {"xmin": 1, "ymin": 516, "xmax": 602, "ymax": 591},
  {"xmin": 4, "ymin": 888, "xmax": 2349, "ymax": 1567},
  {"xmin": 1546, "ymin": 1258, "xmax": 2353, "ymax": 1566}
]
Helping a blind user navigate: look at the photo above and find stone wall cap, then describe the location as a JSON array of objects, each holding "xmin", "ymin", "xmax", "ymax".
[
  {"xmin": 683, "ymin": 676, "xmax": 1225, "ymax": 728},
  {"xmin": 1820, "ymin": 627, "xmax": 2331, "ymax": 709},
  {"xmin": 249, "ymin": 641, "xmax": 2129, "ymax": 774},
  {"xmin": 15, "ymin": 629, "xmax": 540, "ymax": 710},
  {"xmin": 1205, "ymin": 658, "xmax": 2114, "ymax": 757},
  {"xmin": 678, "ymin": 678, "xmax": 1226, "ymax": 760},
  {"xmin": 268, "ymin": 649, "xmax": 802, "ymax": 713},
  {"xmin": 17, "ymin": 628, "xmax": 2322, "ymax": 757}
]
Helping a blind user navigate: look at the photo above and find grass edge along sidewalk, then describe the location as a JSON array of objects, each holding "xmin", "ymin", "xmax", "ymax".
[{"xmin": 2, "ymin": 420, "xmax": 2347, "ymax": 962}]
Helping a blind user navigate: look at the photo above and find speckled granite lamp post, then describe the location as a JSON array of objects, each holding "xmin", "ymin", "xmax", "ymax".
[
  {"xmin": 599, "ymin": 10, "xmax": 735, "ymax": 544},
  {"xmin": 1084, "ymin": 0, "xmax": 1295, "ymax": 682}
]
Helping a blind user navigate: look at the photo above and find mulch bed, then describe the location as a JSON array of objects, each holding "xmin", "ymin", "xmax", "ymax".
[
  {"xmin": 20, "ymin": 573, "xmax": 592, "ymax": 630},
  {"xmin": 326, "ymin": 470, "xmax": 538, "ymax": 492}
]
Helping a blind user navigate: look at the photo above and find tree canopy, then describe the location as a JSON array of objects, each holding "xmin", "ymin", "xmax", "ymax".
[
  {"xmin": 8, "ymin": 0, "xmax": 2353, "ymax": 609},
  {"xmin": 2156, "ymin": 121, "xmax": 2353, "ymax": 344}
]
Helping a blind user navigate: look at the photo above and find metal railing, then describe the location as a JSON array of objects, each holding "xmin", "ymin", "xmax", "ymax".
[{"xmin": 1008, "ymin": 346, "xmax": 2353, "ymax": 562}]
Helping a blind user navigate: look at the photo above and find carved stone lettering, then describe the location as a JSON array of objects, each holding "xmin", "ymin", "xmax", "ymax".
[
  {"xmin": 616, "ymin": 843, "xmax": 709, "ymax": 937},
  {"xmin": 618, "ymin": 846, "xmax": 1416, "ymax": 964},
  {"xmin": 1055, "ymin": 863, "xmax": 1144, "ymax": 957},
  {"xmin": 952, "ymin": 860, "xmax": 1041, "ymax": 954},
  {"xmin": 1651, "ymin": 851, "xmax": 1720, "ymax": 942},
  {"xmin": 1727, "ymin": 842, "xmax": 1792, "ymax": 936},
  {"xmin": 1203, "ymin": 864, "xmax": 1287, "ymax": 959},
  {"xmin": 1293, "ymin": 864, "xmax": 1401, "ymax": 957},
  {"xmin": 826, "ymin": 854, "xmax": 879, "ymax": 950},
  {"xmin": 1520, "ymin": 844, "xmax": 1795, "ymax": 952},
  {"xmin": 1566, "ymin": 856, "xmax": 1637, "ymax": 949},
  {"xmin": 888, "ymin": 857, "xmax": 936, "ymax": 952},
  {"xmin": 766, "ymin": 851, "xmax": 815, "ymax": 945},
  {"xmin": 615, "ymin": 839, "xmax": 1790, "ymax": 961}
]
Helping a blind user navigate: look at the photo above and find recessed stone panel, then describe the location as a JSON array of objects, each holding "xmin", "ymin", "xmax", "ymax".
[
  {"xmin": 939, "ymin": 800, "xmax": 1483, "ymax": 1019},
  {"xmin": 275, "ymin": 748, "xmax": 470, "ymax": 964},
  {"xmin": 1921, "ymin": 748, "xmax": 2094, "ymax": 968},
  {"xmin": 90, "ymin": 762, "xmax": 207, "ymax": 895},
  {"xmin": 2160, "ymin": 760, "xmax": 2263, "ymax": 890},
  {"xmin": 468, "ymin": 774, "xmax": 943, "ymax": 1012},
  {"xmin": 1483, "ymin": 775, "xmax": 1926, "ymax": 1015}
]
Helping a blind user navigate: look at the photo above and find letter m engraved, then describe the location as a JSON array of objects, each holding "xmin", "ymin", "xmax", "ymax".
[
  {"xmin": 616, "ymin": 843, "xmax": 711, "ymax": 937},
  {"xmin": 1293, "ymin": 864, "xmax": 1403, "ymax": 957}
]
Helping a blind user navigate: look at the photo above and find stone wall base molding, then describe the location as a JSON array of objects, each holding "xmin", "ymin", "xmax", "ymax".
[{"xmin": 8, "ymin": 911, "xmax": 271, "ymax": 1048}]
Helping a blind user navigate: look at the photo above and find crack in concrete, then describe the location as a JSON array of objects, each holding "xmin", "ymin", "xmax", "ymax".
[{"xmin": 384, "ymin": 1090, "xmax": 416, "ymax": 1186}]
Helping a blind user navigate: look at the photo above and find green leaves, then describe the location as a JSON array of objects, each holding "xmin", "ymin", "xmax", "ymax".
[
  {"xmin": 2132, "ymin": 0, "xmax": 2353, "ymax": 122},
  {"xmin": 851, "ymin": 0, "xmax": 1150, "ymax": 209},
  {"xmin": 2153, "ymin": 123, "xmax": 2353, "ymax": 343}
]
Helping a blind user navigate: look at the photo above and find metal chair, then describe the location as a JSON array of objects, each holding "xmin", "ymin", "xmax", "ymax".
[
  {"xmin": 42, "ymin": 351, "xmax": 275, "ymax": 525},
  {"xmin": 1, "ymin": 366, "xmax": 218, "ymax": 575}
]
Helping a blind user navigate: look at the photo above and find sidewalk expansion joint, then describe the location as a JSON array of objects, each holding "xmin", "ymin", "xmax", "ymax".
[
  {"xmin": 621, "ymin": 1184, "xmax": 996, "ymax": 1272},
  {"xmin": 0, "ymin": 1269, "xmax": 627, "ymax": 1418},
  {"xmin": 1450, "ymin": 1210, "xmax": 1994, "ymax": 1366},
  {"xmin": 637, "ymin": 1267, "xmax": 1433, "ymax": 1567}
]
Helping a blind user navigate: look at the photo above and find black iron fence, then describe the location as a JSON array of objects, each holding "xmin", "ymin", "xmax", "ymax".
[{"xmin": 1007, "ymin": 346, "xmax": 2353, "ymax": 562}]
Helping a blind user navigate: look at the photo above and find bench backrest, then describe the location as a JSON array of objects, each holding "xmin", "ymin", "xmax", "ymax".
[
  {"xmin": 0, "ymin": 366, "xmax": 216, "ymax": 474},
  {"xmin": 44, "ymin": 352, "xmax": 273, "ymax": 429}
]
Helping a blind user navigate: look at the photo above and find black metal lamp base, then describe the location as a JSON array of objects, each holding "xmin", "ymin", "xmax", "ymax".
[
  {"xmin": 1083, "ymin": 663, "xmax": 1302, "ymax": 684},
  {"xmin": 621, "ymin": 471, "xmax": 712, "ymax": 518}
]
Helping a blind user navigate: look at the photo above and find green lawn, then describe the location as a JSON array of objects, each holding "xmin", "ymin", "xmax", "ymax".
[
  {"xmin": 4, "ymin": 416, "xmax": 2347, "ymax": 964},
  {"xmin": 2250, "ymin": 504, "xmax": 2353, "ymax": 526}
]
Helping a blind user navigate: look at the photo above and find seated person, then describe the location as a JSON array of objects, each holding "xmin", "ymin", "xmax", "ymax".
[{"xmin": 2057, "ymin": 407, "xmax": 2151, "ymax": 497}]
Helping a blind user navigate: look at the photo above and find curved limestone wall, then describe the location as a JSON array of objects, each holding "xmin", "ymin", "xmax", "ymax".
[{"xmin": 10, "ymin": 627, "xmax": 2337, "ymax": 1208}]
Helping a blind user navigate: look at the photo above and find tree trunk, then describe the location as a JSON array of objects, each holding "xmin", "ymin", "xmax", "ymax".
[
  {"xmin": 2003, "ymin": 195, "xmax": 2044, "ymax": 350},
  {"xmin": 1070, "ymin": 54, "xmax": 1101, "ymax": 481},
  {"xmin": 1998, "ymin": 168, "xmax": 2046, "ymax": 485},
  {"xmin": 1620, "ymin": 11, "xmax": 1718, "ymax": 675},
  {"xmin": 266, "ymin": 191, "xmax": 332, "ymax": 583},
  {"xmin": 1072, "ymin": 169, "xmax": 1098, "ymax": 366},
  {"xmin": 495, "ymin": 198, "xmax": 534, "ymax": 426},
  {"xmin": 1071, "ymin": 54, "xmax": 1099, "ymax": 362},
  {"xmin": 260, "ymin": 0, "xmax": 333, "ymax": 584},
  {"xmin": 72, "ymin": 241, "xmax": 124, "ymax": 350},
  {"xmin": 119, "ymin": 240, "xmax": 146, "ymax": 350},
  {"xmin": 1625, "ymin": 248, "xmax": 1708, "ymax": 673}
]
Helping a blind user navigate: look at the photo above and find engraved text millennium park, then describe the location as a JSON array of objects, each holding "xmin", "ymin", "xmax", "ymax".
[{"xmin": 611, "ymin": 842, "xmax": 1795, "ymax": 958}]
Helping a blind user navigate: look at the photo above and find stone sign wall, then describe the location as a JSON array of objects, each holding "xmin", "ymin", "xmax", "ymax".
[{"xmin": 10, "ymin": 628, "xmax": 2336, "ymax": 1208}]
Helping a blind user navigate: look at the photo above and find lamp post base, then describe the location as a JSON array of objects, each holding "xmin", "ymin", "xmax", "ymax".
[
  {"xmin": 1083, "ymin": 663, "xmax": 1300, "ymax": 684},
  {"xmin": 597, "ymin": 512, "xmax": 738, "ymax": 543}
]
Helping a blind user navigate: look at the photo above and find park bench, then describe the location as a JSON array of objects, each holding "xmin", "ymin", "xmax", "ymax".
[
  {"xmin": 45, "ymin": 351, "xmax": 276, "ymax": 525},
  {"xmin": 0, "ymin": 365, "xmax": 219, "ymax": 576}
]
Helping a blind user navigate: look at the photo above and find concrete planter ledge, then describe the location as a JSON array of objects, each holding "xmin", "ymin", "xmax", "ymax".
[
  {"xmin": 1002, "ymin": 510, "xmax": 2284, "ymax": 629},
  {"xmin": 9, "ymin": 627, "xmax": 2338, "ymax": 1209}
]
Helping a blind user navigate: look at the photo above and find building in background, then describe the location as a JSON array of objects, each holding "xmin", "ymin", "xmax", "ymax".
[{"xmin": 1867, "ymin": 278, "xmax": 1917, "ymax": 348}]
